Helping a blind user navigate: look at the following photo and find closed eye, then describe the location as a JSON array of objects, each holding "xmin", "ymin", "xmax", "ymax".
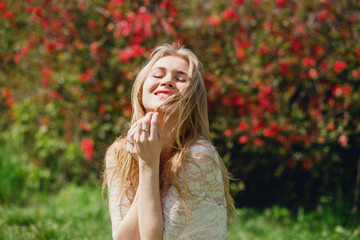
[
  {"xmin": 176, "ymin": 77, "xmax": 187, "ymax": 82},
  {"xmin": 153, "ymin": 75, "xmax": 163, "ymax": 78}
]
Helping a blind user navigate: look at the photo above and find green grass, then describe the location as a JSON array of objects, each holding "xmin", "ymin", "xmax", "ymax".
[
  {"xmin": 1, "ymin": 183, "xmax": 360, "ymax": 240},
  {"xmin": 0, "ymin": 184, "xmax": 112, "ymax": 240},
  {"xmin": 228, "ymin": 206, "xmax": 360, "ymax": 240}
]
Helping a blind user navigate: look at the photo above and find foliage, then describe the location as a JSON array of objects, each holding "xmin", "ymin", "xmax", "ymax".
[
  {"xmin": 1, "ymin": 0, "xmax": 360, "ymax": 208},
  {"xmin": 0, "ymin": 142, "xmax": 44, "ymax": 205}
]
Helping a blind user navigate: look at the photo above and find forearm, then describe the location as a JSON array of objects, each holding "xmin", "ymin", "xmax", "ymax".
[
  {"xmin": 138, "ymin": 163, "xmax": 163, "ymax": 240},
  {"xmin": 114, "ymin": 191, "xmax": 140, "ymax": 240}
]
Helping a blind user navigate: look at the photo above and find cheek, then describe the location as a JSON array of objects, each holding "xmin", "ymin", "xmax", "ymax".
[{"xmin": 178, "ymin": 83, "xmax": 189, "ymax": 93}]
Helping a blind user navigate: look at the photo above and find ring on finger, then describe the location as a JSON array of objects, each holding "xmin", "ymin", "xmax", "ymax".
[
  {"xmin": 141, "ymin": 129, "xmax": 149, "ymax": 132},
  {"xmin": 127, "ymin": 139, "xmax": 133, "ymax": 144}
]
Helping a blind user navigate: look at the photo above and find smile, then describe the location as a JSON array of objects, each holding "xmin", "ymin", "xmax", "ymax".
[{"xmin": 154, "ymin": 90, "xmax": 174, "ymax": 96}]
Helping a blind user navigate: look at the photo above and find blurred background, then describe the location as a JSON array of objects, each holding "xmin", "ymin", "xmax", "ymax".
[{"xmin": 1, "ymin": 0, "xmax": 360, "ymax": 239}]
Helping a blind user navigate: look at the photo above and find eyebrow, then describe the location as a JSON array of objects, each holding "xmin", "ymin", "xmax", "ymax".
[{"xmin": 152, "ymin": 67, "xmax": 188, "ymax": 76}]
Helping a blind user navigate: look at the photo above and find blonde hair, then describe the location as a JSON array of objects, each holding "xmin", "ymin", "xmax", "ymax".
[{"xmin": 103, "ymin": 43, "xmax": 236, "ymax": 221}]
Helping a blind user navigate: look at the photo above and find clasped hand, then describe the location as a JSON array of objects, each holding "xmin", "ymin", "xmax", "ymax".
[{"xmin": 126, "ymin": 112, "xmax": 162, "ymax": 167}]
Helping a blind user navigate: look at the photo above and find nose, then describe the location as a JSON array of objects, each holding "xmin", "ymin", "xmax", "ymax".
[{"xmin": 160, "ymin": 73, "xmax": 174, "ymax": 88}]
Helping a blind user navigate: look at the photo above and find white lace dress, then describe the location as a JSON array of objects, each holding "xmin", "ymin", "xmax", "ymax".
[{"xmin": 106, "ymin": 141, "xmax": 227, "ymax": 240}]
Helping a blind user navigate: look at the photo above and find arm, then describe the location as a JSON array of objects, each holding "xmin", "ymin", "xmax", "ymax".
[
  {"xmin": 106, "ymin": 146, "xmax": 140, "ymax": 240},
  {"xmin": 113, "ymin": 191, "xmax": 141, "ymax": 240},
  {"xmin": 137, "ymin": 160, "xmax": 163, "ymax": 240},
  {"xmin": 127, "ymin": 112, "xmax": 164, "ymax": 240}
]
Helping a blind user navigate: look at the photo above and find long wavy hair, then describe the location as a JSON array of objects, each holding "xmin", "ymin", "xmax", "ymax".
[{"xmin": 103, "ymin": 43, "xmax": 236, "ymax": 221}]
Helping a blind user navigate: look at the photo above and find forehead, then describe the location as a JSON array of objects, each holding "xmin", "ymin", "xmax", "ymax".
[{"xmin": 152, "ymin": 55, "xmax": 189, "ymax": 72}]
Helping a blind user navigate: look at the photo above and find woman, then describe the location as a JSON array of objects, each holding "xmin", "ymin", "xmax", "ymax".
[{"xmin": 103, "ymin": 44, "xmax": 235, "ymax": 240}]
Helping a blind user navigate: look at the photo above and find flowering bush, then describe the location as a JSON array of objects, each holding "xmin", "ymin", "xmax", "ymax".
[{"xmin": 1, "ymin": 0, "xmax": 359, "ymax": 208}]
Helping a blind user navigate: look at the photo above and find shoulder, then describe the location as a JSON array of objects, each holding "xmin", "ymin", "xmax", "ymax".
[
  {"xmin": 185, "ymin": 139, "xmax": 220, "ymax": 166},
  {"xmin": 182, "ymin": 139, "xmax": 222, "ymax": 182},
  {"xmin": 187, "ymin": 138, "xmax": 216, "ymax": 154}
]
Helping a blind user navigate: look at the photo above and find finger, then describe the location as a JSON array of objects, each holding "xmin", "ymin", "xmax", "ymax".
[
  {"xmin": 127, "ymin": 122, "xmax": 138, "ymax": 142},
  {"xmin": 150, "ymin": 112, "xmax": 159, "ymax": 140},
  {"xmin": 140, "ymin": 112, "xmax": 152, "ymax": 140},
  {"xmin": 134, "ymin": 122, "xmax": 142, "ymax": 142},
  {"xmin": 126, "ymin": 138, "xmax": 133, "ymax": 153}
]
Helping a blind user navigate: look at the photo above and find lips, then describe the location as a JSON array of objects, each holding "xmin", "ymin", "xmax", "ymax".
[{"xmin": 154, "ymin": 89, "xmax": 174, "ymax": 96}]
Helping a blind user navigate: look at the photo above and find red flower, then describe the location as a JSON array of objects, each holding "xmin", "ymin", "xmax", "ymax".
[
  {"xmin": 238, "ymin": 121, "xmax": 248, "ymax": 131},
  {"xmin": 79, "ymin": 120, "xmax": 91, "ymax": 131},
  {"xmin": 302, "ymin": 57, "xmax": 316, "ymax": 67},
  {"xmin": 263, "ymin": 128, "xmax": 273, "ymax": 137},
  {"xmin": 355, "ymin": 48, "xmax": 360, "ymax": 57},
  {"xmin": 99, "ymin": 105, "xmax": 107, "ymax": 114},
  {"xmin": 236, "ymin": 48, "xmax": 245, "ymax": 59},
  {"xmin": 315, "ymin": 45, "xmax": 324, "ymax": 56},
  {"xmin": 107, "ymin": 0, "xmax": 124, "ymax": 9},
  {"xmin": 81, "ymin": 138, "xmax": 95, "ymax": 160},
  {"xmin": 317, "ymin": 137, "xmax": 325, "ymax": 144},
  {"xmin": 221, "ymin": 7, "xmax": 238, "ymax": 20},
  {"xmin": 40, "ymin": 118, "xmax": 50, "ymax": 126},
  {"xmin": 338, "ymin": 135, "xmax": 348, "ymax": 147},
  {"xmin": 118, "ymin": 44, "xmax": 145, "ymax": 63},
  {"xmin": 2, "ymin": 88, "xmax": 10, "ymax": 98},
  {"xmin": 308, "ymin": 68, "xmax": 318, "ymax": 79},
  {"xmin": 41, "ymin": 78, "xmax": 50, "ymax": 87},
  {"xmin": 263, "ymin": 122, "xmax": 279, "ymax": 137},
  {"xmin": 50, "ymin": 90, "xmax": 62, "ymax": 100},
  {"xmin": 296, "ymin": 25, "xmax": 305, "ymax": 34},
  {"xmin": 234, "ymin": 97, "xmax": 245, "ymax": 106},
  {"xmin": 253, "ymin": 0, "xmax": 261, "ymax": 5},
  {"xmin": 221, "ymin": 96, "xmax": 232, "ymax": 106},
  {"xmin": 225, "ymin": 128, "xmax": 232, "ymax": 136},
  {"xmin": 259, "ymin": 42, "xmax": 269, "ymax": 55},
  {"xmin": 205, "ymin": 16, "xmax": 221, "ymax": 27},
  {"xmin": 321, "ymin": 60, "xmax": 328, "ymax": 72},
  {"xmin": 90, "ymin": 42, "xmax": 99, "ymax": 53},
  {"xmin": 232, "ymin": 0, "xmax": 244, "ymax": 5},
  {"xmin": 6, "ymin": 98, "xmax": 14, "ymax": 107},
  {"xmin": 332, "ymin": 84, "xmax": 351, "ymax": 98},
  {"xmin": 0, "ymin": 1, "xmax": 5, "ymax": 12},
  {"xmin": 238, "ymin": 41, "xmax": 252, "ymax": 49},
  {"xmin": 3, "ymin": 10, "xmax": 14, "ymax": 21},
  {"xmin": 327, "ymin": 123, "xmax": 335, "ymax": 130},
  {"xmin": 334, "ymin": 60, "xmax": 347, "ymax": 73},
  {"xmin": 278, "ymin": 58, "xmax": 291, "ymax": 75},
  {"xmin": 239, "ymin": 136, "xmax": 249, "ymax": 144},
  {"xmin": 276, "ymin": 0, "xmax": 286, "ymax": 7},
  {"xmin": 286, "ymin": 159, "xmax": 295, "ymax": 168},
  {"xmin": 352, "ymin": 70, "xmax": 360, "ymax": 79},
  {"xmin": 254, "ymin": 138, "xmax": 264, "ymax": 146},
  {"xmin": 87, "ymin": 20, "xmax": 96, "ymax": 29},
  {"xmin": 317, "ymin": 9, "xmax": 330, "ymax": 22},
  {"xmin": 42, "ymin": 68, "xmax": 52, "ymax": 78},
  {"xmin": 80, "ymin": 68, "xmax": 93, "ymax": 82},
  {"xmin": 290, "ymin": 37, "xmax": 301, "ymax": 52},
  {"xmin": 14, "ymin": 53, "xmax": 21, "ymax": 63},
  {"xmin": 301, "ymin": 160, "xmax": 312, "ymax": 170},
  {"xmin": 304, "ymin": 135, "xmax": 311, "ymax": 146},
  {"xmin": 118, "ymin": 48, "xmax": 133, "ymax": 63},
  {"xmin": 327, "ymin": 97, "xmax": 334, "ymax": 107},
  {"xmin": 77, "ymin": 1, "xmax": 86, "ymax": 9}
]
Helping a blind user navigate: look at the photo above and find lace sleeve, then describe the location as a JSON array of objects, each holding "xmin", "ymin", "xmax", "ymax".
[
  {"xmin": 162, "ymin": 143, "xmax": 227, "ymax": 240},
  {"xmin": 105, "ymin": 145, "xmax": 131, "ymax": 239}
]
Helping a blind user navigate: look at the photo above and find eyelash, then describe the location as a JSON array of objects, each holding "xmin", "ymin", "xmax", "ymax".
[{"xmin": 153, "ymin": 75, "xmax": 186, "ymax": 82}]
